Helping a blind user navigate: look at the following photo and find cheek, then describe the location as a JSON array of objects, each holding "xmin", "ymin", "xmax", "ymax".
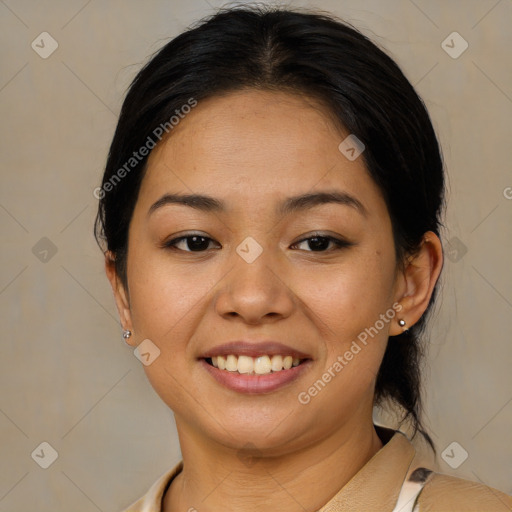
[
  {"xmin": 126, "ymin": 245, "xmax": 212, "ymax": 341},
  {"xmin": 125, "ymin": 247, "xmax": 214, "ymax": 407},
  {"xmin": 295, "ymin": 254, "xmax": 394, "ymax": 422},
  {"xmin": 300, "ymin": 249, "xmax": 396, "ymax": 345},
  {"xmin": 296, "ymin": 245, "xmax": 396, "ymax": 412}
]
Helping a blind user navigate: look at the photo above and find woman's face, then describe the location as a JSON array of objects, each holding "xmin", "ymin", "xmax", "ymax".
[{"xmin": 119, "ymin": 89, "xmax": 406, "ymax": 454}]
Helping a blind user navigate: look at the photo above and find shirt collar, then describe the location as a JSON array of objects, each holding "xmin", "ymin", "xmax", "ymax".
[{"xmin": 318, "ymin": 426, "xmax": 417, "ymax": 511}]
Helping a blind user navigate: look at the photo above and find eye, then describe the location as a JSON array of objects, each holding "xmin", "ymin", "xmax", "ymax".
[
  {"xmin": 292, "ymin": 234, "xmax": 353, "ymax": 252},
  {"xmin": 163, "ymin": 234, "xmax": 220, "ymax": 252}
]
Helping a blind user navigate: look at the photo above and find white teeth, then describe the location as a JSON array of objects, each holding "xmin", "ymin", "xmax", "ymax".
[
  {"xmin": 226, "ymin": 354, "xmax": 238, "ymax": 372},
  {"xmin": 209, "ymin": 354, "xmax": 304, "ymax": 375},
  {"xmin": 254, "ymin": 355, "xmax": 271, "ymax": 374},
  {"xmin": 237, "ymin": 355, "xmax": 254, "ymax": 374},
  {"xmin": 271, "ymin": 355, "xmax": 283, "ymax": 371}
]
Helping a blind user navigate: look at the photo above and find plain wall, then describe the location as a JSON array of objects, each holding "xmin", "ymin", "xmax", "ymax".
[{"xmin": 1, "ymin": 0, "xmax": 511, "ymax": 510}]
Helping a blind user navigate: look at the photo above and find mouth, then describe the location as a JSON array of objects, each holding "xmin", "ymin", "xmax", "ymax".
[
  {"xmin": 199, "ymin": 341, "xmax": 313, "ymax": 393},
  {"xmin": 203, "ymin": 354, "xmax": 309, "ymax": 375},
  {"xmin": 199, "ymin": 341, "xmax": 313, "ymax": 394}
]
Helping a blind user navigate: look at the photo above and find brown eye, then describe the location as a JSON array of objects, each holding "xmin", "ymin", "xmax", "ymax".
[
  {"xmin": 164, "ymin": 235, "xmax": 220, "ymax": 252},
  {"xmin": 292, "ymin": 234, "xmax": 353, "ymax": 252},
  {"xmin": 304, "ymin": 236, "xmax": 331, "ymax": 251}
]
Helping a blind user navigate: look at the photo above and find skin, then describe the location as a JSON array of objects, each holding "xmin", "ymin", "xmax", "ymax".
[{"xmin": 106, "ymin": 89, "xmax": 443, "ymax": 512}]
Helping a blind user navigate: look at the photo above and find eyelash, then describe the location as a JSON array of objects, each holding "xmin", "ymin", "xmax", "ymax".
[{"xmin": 162, "ymin": 232, "xmax": 354, "ymax": 253}]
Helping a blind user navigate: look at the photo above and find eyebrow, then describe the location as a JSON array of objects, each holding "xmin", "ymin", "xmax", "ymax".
[
  {"xmin": 148, "ymin": 190, "xmax": 367, "ymax": 217},
  {"xmin": 279, "ymin": 191, "xmax": 367, "ymax": 217}
]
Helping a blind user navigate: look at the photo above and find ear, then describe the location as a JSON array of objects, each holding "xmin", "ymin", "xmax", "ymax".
[
  {"xmin": 105, "ymin": 251, "xmax": 136, "ymax": 346},
  {"xmin": 389, "ymin": 231, "xmax": 444, "ymax": 336}
]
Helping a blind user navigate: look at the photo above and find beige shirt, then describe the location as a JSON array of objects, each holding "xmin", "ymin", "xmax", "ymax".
[{"xmin": 121, "ymin": 428, "xmax": 511, "ymax": 511}]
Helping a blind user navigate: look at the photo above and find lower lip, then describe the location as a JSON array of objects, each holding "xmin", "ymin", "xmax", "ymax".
[{"xmin": 200, "ymin": 359, "xmax": 312, "ymax": 394}]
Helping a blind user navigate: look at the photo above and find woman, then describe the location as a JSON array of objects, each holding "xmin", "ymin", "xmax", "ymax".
[{"xmin": 94, "ymin": 5, "xmax": 511, "ymax": 511}]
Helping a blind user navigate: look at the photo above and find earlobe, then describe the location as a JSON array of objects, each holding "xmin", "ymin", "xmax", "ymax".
[
  {"xmin": 104, "ymin": 251, "xmax": 136, "ymax": 345},
  {"xmin": 390, "ymin": 231, "xmax": 443, "ymax": 336}
]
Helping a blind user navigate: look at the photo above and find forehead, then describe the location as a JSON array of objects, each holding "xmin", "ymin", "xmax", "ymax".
[{"xmin": 138, "ymin": 89, "xmax": 385, "ymax": 214}]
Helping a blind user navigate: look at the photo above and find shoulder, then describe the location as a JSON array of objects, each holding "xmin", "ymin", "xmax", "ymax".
[{"xmin": 418, "ymin": 472, "xmax": 512, "ymax": 511}]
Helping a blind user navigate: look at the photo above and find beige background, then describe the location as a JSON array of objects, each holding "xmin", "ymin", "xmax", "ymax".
[{"xmin": 1, "ymin": 0, "xmax": 511, "ymax": 510}]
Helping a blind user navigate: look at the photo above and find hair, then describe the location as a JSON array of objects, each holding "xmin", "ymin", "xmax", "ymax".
[{"xmin": 94, "ymin": 4, "xmax": 445, "ymax": 450}]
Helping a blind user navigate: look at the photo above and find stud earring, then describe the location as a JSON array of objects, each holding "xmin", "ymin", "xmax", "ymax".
[
  {"xmin": 122, "ymin": 329, "xmax": 132, "ymax": 340},
  {"xmin": 398, "ymin": 319, "xmax": 406, "ymax": 328}
]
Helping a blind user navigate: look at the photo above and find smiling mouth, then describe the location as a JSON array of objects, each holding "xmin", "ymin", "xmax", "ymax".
[{"xmin": 204, "ymin": 354, "xmax": 309, "ymax": 375}]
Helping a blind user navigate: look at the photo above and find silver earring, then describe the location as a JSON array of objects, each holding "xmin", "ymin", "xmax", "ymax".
[
  {"xmin": 122, "ymin": 329, "xmax": 132, "ymax": 339},
  {"xmin": 398, "ymin": 319, "xmax": 406, "ymax": 328}
]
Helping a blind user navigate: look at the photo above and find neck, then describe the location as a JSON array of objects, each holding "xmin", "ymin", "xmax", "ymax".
[{"xmin": 163, "ymin": 420, "xmax": 384, "ymax": 512}]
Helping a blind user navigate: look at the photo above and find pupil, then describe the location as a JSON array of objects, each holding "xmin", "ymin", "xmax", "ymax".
[
  {"xmin": 188, "ymin": 236, "xmax": 209, "ymax": 251},
  {"xmin": 309, "ymin": 237, "xmax": 328, "ymax": 251}
]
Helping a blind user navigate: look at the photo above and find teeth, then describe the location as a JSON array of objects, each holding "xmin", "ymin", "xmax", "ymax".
[
  {"xmin": 237, "ymin": 355, "xmax": 254, "ymax": 374},
  {"xmin": 254, "ymin": 355, "xmax": 271, "ymax": 374},
  {"xmin": 271, "ymin": 355, "xmax": 283, "ymax": 371},
  {"xmin": 226, "ymin": 355, "xmax": 238, "ymax": 372},
  {"xmin": 209, "ymin": 354, "xmax": 304, "ymax": 375}
]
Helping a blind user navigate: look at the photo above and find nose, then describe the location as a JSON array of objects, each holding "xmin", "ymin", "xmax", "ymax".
[{"xmin": 214, "ymin": 248, "xmax": 295, "ymax": 325}]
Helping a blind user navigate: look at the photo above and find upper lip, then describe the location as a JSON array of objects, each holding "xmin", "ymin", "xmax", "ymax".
[{"xmin": 200, "ymin": 341, "xmax": 312, "ymax": 360}]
